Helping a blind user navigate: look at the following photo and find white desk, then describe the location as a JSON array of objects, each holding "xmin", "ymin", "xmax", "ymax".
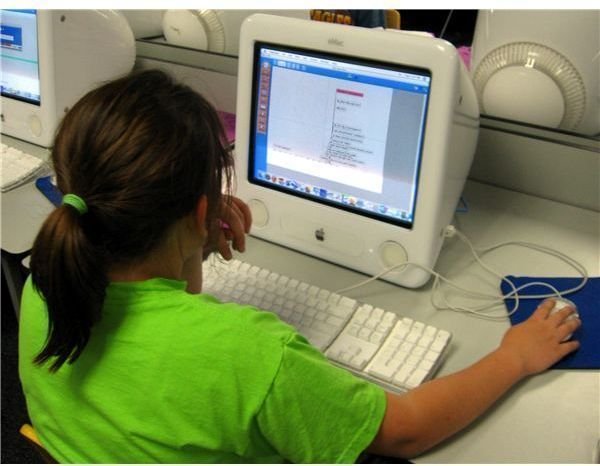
[{"xmin": 1, "ymin": 137, "xmax": 598, "ymax": 461}]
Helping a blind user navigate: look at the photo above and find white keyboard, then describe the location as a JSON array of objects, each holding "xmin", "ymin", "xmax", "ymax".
[
  {"xmin": 1, "ymin": 142, "xmax": 47, "ymax": 192},
  {"xmin": 203, "ymin": 259, "xmax": 452, "ymax": 393}
]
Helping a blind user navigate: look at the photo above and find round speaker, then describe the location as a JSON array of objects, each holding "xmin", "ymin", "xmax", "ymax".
[
  {"xmin": 27, "ymin": 115, "xmax": 43, "ymax": 138},
  {"xmin": 378, "ymin": 241, "xmax": 408, "ymax": 270},
  {"xmin": 247, "ymin": 199, "xmax": 269, "ymax": 229},
  {"xmin": 196, "ymin": 10, "xmax": 225, "ymax": 53},
  {"xmin": 162, "ymin": 10, "xmax": 226, "ymax": 52},
  {"xmin": 162, "ymin": 10, "xmax": 209, "ymax": 50},
  {"xmin": 472, "ymin": 42, "xmax": 586, "ymax": 131}
]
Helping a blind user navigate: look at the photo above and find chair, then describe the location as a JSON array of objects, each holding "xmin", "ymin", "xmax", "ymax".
[{"xmin": 19, "ymin": 424, "xmax": 57, "ymax": 463}]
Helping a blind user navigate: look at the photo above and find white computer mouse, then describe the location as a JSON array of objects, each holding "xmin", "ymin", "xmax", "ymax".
[{"xmin": 549, "ymin": 298, "xmax": 580, "ymax": 341}]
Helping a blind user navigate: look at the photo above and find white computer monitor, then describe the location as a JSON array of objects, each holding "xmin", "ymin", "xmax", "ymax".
[
  {"xmin": 1, "ymin": 9, "xmax": 135, "ymax": 148},
  {"xmin": 235, "ymin": 14, "xmax": 480, "ymax": 288},
  {"xmin": 162, "ymin": 9, "xmax": 310, "ymax": 56},
  {"xmin": 1, "ymin": 10, "xmax": 56, "ymax": 147}
]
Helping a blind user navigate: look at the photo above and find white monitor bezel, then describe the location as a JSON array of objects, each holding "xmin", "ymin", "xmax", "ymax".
[
  {"xmin": 248, "ymin": 41, "xmax": 432, "ymax": 231},
  {"xmin": 235, "ymin": 14, "xmax": 471, "ymax": 288}
]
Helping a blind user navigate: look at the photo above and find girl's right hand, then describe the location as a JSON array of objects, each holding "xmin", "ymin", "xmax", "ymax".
[
  {"xmin": 497, "ymin": 299, "xmax": 581, "ymax": 377},
  {"xmin": 204, "ymin": 196, "xmax": 252, "ymax": 261}
]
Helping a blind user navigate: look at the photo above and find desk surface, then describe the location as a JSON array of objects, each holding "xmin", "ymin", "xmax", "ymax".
[{"xmin": 1, "ymin": 135, "xmax": 598, "ymax": 461}]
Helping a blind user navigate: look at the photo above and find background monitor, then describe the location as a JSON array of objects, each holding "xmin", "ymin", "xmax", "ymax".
[
  {"xmin": 1, "ymin": 9, "xmax": 135, "ymax": 148},
  {"xmin": 235, "ymin": 14, "xmax": 480, "ymax": 288},
  {"xmin": 162, "ymin": 9, "xmax": 310, "ymax": 57}
]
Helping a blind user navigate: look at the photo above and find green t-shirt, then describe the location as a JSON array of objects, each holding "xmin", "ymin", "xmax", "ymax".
[{"xmin": 19, "ymin": 276, "xmax": 386, "ymax": 463}]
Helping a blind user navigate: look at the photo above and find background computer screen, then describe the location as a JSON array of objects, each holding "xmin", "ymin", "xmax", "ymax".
[
  {"xmin": 1, "ymin": 9, "xmax": 41, "ymax": 105},
  {"xmin": 249, "ymin": 42, "xmax": 431, "ymax": 230}
]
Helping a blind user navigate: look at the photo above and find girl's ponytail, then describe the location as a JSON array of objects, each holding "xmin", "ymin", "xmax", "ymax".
[{"xmin": 30, "ymin": 203, "xmax": 107, "ymax": 371}]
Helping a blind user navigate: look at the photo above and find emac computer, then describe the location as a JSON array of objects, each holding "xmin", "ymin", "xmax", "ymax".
[
  {"xmin": 234, "ymin": 14, "xmax": 480, "ymax": 288},
  {"xmin": 0, "ymin": 9, "xmax": 134, "ymax": 148}
]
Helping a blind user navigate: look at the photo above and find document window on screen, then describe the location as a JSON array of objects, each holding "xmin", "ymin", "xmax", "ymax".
[{"xmin": 249, "ymin": 43, "xmax": 431, "ymax": 229}]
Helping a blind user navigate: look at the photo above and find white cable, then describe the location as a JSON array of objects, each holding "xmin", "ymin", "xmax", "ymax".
[
  {"xmin": 440, "ymin": 228, "xmax": 588, "ymax": 319},
  {"xmin": 335, "ymin": 225, "xmax": 589, "ymax": 321}
]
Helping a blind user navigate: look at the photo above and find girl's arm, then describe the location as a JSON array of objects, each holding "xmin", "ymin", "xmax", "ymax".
[{"xmin": 367, "ymin": 299, "xmax": 581, "ymax": 458}]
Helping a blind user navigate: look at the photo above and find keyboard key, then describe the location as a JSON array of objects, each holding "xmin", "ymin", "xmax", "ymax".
[
  {"xmin": 365, "ymin": 317, "xmax": 379, "ymax": 329},
  {"xmin": 372, "ymin": 307, "xmax": 384, "ymax": 320},
  {"xmin": 393, "ymin": 365, "xmax": 413, "ymax": 385},
  {"xmin": 406, "ymin": 355, "xmax": 421, "ymax": 367},
  {"xmin": 347, "ymin": 324, "xmax": 360, "ymax": 337},
  {"xmin": 277, "ymin": 275, "xmax": 289, "ymax": 286},
  {"xmin": 326, "ymin": 315, "xmax": 345, "ymax": 327},
  {"xmin": 328, "ymin": 293, "xmax": 342, "ymax": 305},
  {"xmin": 318, "ymin": 289, "xmax": 330, "ymax": 301},
  {"xmin": 418, "ymin": 336, "xmax": 433, "ymax": 348},
  {"xmin": 330, "ymin": 305, "xmax": 353, "ymax": 319},
  {"xmin": 340, "ymin": 296, "xmax": 358, "ymax": 309},
  {"xmin": 305, "ymin": 331, "xmax": 332, "ymax": 351},
  {"xmin": 393, "ymin": 351, "xmax": 409, "ymax": 365},
  {"xmin": 412, "ymin": 322, "xmax": 425, "ymax": 334},
  {"xmin": 406, "ymin": 331, "xmax": 421, "ymax": 343},
  {"xmin": 305, "ymin": 306, "xmax": 317, "ymax": 317},
  {"xmin": 424, "ymin": 325, "xmax": 437, "ymax": 337},
  {"xmin": 412, "ymin": 346, "xmax": 426, "ymax": 357},
  {"xmin": 418, "ymin": 359, "xmax": 434, "ymax": 371},
  {"xmin": 358, "ymin": 328, "xmax": 372, "ymax": 340},
  {"xmin": 354, "ymin": 307, "xmax": 370, "ymax": 325},
  {"xmin": 431, "ymin": 333, "xmax": 449, "ymax": 352},
  {"xmin": 369, "ymin": 332, "xmax": 385, "ymax": 345},
  {"xmin": 425, "ymin": 350, "xmax": 440, "ymax": 362},
  {"xmin": 239, "ymin": 263, "xmax": 251, "ymax": 273},
  {"xmin": 368, "ymin": 361, "xmax": 396, "ymax": 381},
  {"xmin": 314, "ymin": 312, "xmax": 326, "ymax": 322},
  {"xmin": 296, "ymin": 282, "xmax": 307, "ymax": 291},
  {"xmin": 406, "ymin": 368, "xmax": 429, "ymax": 388}
]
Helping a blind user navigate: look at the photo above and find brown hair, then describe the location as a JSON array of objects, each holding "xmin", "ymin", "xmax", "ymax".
[{"xmin": 30, "ymin": 69, "xmax": 233, "ymax": 371}]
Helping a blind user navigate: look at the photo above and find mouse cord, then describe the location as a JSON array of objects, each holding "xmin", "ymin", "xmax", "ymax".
[{"xmin": 335, "ymin": 226, "xmax": 589, "ymax": 321}]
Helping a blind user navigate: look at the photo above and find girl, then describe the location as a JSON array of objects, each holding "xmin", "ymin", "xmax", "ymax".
[{"xmin": 19, "ymin": 69, "xmax": 580, "ymax": 463}]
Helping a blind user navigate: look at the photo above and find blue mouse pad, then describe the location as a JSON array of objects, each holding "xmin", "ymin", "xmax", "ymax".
[{"xmin": 502, "ymin": 276, "xmax": 599, "ymax": 369}]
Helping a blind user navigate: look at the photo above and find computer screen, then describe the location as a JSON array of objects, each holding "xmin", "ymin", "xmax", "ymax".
[
  {"xmin": 1, "ymin": 10, "xmax": 41, "ymax": 106},
  {"xmin": 236, "ymin": 14, "xmax": 480, "ymax": 288},
  {"xmin": 250, "ymin": 43, "xmax": 431, "ymax": 230}
]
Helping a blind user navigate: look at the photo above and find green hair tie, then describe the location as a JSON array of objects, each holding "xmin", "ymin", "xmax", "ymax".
[{"xmin": 62, "ymin": 194, "xmax": 88, "ymax": 215}]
